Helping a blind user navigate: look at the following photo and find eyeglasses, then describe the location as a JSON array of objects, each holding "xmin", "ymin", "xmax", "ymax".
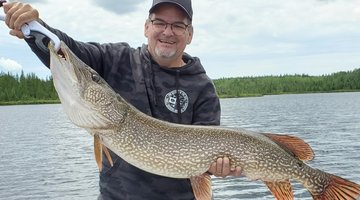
[{"xmin": 149, "ymin": 19, "xmax": 190, "ymax": 36}]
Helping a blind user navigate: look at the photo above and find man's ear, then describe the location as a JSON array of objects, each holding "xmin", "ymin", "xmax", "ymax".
[
  {"xmin": 144, "ymin": 20, "xmax": 150, "ymax": 38},
  {"xmin": 186, "ymin": 26, "xmax": 194, "ymax": 44}
]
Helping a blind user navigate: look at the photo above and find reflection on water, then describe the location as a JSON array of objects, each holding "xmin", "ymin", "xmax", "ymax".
[{"xmin": 0, "ymin": 92, "xmax": 359, "ymax": 200}]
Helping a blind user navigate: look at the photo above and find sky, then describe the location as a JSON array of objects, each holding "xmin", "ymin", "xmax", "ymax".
[{"xmin": 0, "ymin": 0, "xmax": 360, "ymax": 79}]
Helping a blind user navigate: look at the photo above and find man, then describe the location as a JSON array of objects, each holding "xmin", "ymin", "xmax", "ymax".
[{"xmin": 3, "ymin": 0, "xmax": 241, "ymax": 199}]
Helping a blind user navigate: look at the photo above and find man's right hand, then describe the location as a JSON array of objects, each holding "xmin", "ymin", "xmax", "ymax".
[
  {"xmin": 208, "ymin": 157, "xmax": 242, "ymax": 178},
  {"xmin": 2, "ymin": 2, "xmax": 39, "ymax": 38}
]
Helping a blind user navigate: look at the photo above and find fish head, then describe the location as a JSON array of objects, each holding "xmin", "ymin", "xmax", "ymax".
[{"xmin": 49, "ymin": 41, "xmax": 127, "ymax": 130}]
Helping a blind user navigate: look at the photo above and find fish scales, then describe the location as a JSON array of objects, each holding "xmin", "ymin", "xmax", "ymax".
[
  {"xmin": 49, "ymin": 41, "xmax": 360, "ymax": 200},
  {"xmin": 95, "ymin": 100, "xmax": 328, "ymax": 185}
]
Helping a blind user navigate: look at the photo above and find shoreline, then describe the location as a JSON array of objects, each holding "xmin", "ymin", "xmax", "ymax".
[
  {"xmin": 0, "ymin": 99, "xmax": 60, "ymax": 106},
  {"xmin": 1, "ymin": 90, "xmax": 360, "ymax": 106},
  {"xmin": 217, "ymin": 89, "xmax": 360, "ymax": 98}
]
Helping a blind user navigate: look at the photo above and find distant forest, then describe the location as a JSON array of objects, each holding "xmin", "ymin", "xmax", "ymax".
[
  {"xmin": 0, "ymin": 71, "xmax": 58, "ymax": 105},
  {"xmin": 213, "ymin": 68, "xmax": 360, "ymax": 97},
  {"xmin": 0, "ymin": 68, "xmax": 359, "ymax": 104}
]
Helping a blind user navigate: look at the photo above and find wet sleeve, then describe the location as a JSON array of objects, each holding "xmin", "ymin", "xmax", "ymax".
[{"xmin": 192, "ymin": 81, "xmax": 221, "ymax": 126}]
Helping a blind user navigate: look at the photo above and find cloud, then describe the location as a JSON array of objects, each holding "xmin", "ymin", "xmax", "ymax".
[
  {"xmin": 18, "ymin": 0, "xmax": 47, "ymax": 3},
  {"xmin": 190, "ymin": 0, "xmax": 360, "ymax": 60},
  {"xmin": 90, "ymin": 0, "xmax": 146, "ymax": 15},
  {"xmin": 1, "ymin": 0, "xmax": 359, "ymax": 79},
  {"xmin": 0, "ymin": 57, "xmax": 23, "ymax": 72}
]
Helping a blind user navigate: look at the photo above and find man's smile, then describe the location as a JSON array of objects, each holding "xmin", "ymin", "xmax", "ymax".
[{"xmin": 159, "ymin": 39, "xmax": 176, "ymax": 44}]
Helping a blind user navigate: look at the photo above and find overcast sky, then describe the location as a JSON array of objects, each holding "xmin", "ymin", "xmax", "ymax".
[{"xmin": 1, "ymin": 0, "xmax": 360, "ymax": 79}]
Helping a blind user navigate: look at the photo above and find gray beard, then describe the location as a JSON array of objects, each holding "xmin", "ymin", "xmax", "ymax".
[{"xmin": 155, "ymin": 47, "xmax": 176, "ymax": 59}]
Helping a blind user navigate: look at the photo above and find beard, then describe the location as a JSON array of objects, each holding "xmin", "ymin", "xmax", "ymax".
[{"xmin": 154, "ymin": 46, "xmax": 177, "ymax": 59}]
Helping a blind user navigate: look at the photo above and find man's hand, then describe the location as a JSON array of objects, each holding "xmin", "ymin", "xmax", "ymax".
[
  {"xmin": 208, "ymin": 157, "xmax": 242, "ymax": 177},
  {"xmin": 2, "ymin": 2, "xmax": 39, "ymax": 38}
]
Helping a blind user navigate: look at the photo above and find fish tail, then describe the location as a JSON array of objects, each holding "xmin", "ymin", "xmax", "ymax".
[{"xmin": 311, "ymin": 174, "xmax": 360, "ymax": 200}]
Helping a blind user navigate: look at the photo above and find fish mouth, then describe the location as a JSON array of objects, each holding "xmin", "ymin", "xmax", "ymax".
[
  {"xmin": 49, "ymin": 41, "xmax": 81, "ymax": 105},
  {"xmin": 50, "ymin": 42, "xmax": 81, "ymax": 83},
  {"xmin": 49, "ymin": 42, "xmax": 111, "ymax": 129}
]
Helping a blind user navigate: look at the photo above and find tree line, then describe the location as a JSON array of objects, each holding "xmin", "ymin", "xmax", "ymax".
[
  {"xmin": 0, "ymin": 68, "xmax": 359, "ymax": 104},
  {"xmin": 0, "ymin": 71, "xmax": 58, "ymax": 105},
  {"xmin": 213, "ymin": 68, "xmax": 360, "ymax": 97}
]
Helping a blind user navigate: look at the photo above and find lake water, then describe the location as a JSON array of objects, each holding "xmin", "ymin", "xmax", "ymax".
[{"xmin": 0, "ymin": 92, "xmax": 359, "ymax": 200}]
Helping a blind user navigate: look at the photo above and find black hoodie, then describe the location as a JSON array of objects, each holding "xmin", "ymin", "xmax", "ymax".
[{"xmin": 26, "ymin": 21, "xmax": 220, "ymax": 200}]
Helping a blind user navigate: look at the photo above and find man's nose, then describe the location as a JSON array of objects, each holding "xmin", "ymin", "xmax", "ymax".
[{"xmin": 162, "ymin": 24, "xmax": 174, "ymax": 36}]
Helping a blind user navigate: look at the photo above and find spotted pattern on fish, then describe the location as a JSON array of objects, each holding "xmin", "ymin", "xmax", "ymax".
[{"xmin": 49, "ymin": 41, "xmax": 360, "ymax": 200}]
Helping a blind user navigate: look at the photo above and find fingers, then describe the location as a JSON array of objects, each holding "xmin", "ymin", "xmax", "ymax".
[
  {"xmin": 208, "ymin": 157, "xmax": 243, "ymax": 178},
  {"xmin": 9, "ymin": 29, "xmax": 24, "ymax": 39},
  {"xmin": 207, "ymin": 158, "xmax": 222, "ymax": 177},
  {"xmin": 216, "ymin": 157, "xmax": 223, "ymax": 176},
  {"xmin": 230, "ymin": 166, "xmax": 242, "ymax": 177},
  {"xmin": 221, "ymin": 157, "xmax": 231, "ymax": 177},
  {"xmin": 3, "ymin": 2, "xmax": 39, "ymax": 34},
  {"xmin": 209, "ymin": 162, "xmax": 216, "ymax": 175}
]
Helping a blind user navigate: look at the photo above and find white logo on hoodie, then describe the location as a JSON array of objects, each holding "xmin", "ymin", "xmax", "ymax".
[{"xmin": 164, "ymin": 90, "xmax": 189, "ymax": 113}]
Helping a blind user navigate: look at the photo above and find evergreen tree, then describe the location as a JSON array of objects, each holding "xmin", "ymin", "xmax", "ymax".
[{"xmin": 0, "ymin": 68, "xmax": 359, "ymax": 104}]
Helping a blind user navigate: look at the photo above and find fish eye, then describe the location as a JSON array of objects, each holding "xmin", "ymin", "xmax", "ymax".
[{"xmin": 91, "ymin": 73, "xmax": 101, "ymax": 83}]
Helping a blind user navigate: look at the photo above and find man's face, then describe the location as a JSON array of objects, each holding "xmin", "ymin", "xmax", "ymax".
[{"xmin": 144, "ymin": 3, "xmax": 193, "ymax": 67}]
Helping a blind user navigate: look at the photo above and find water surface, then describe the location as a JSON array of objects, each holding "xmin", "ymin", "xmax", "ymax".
[{"xmin": 0, "ymin": 92, "xmax": 359, "ymax": 199}]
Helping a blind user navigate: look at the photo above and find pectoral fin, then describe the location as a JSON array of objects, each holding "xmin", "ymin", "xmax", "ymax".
[
  {"xmin": 190, "ymin": 173, "xmax": 212, "ymax": 200},
  {"xmin": 264, "ymin": 180, "xmax": 294, "ymax": 200},
  {"xmin": 94, "ymin": 134, "xmax": 103, "ymax": 171},
  {"xmin": 102, "ymin": 144, "xmax": 113, "ymax": 167},
  {"xmin": 94, "ymin": 135, "xmax": 114, "ymax": 171}
]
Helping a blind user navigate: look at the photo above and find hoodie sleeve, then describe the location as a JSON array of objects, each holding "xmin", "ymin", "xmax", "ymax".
[
  {"xmin": 192, "ymin": 80, "xmax": 221, "ymax": 126},
  {"xmin": 24, "ymin": 19, "xmax": 104, "ymax": 74}
]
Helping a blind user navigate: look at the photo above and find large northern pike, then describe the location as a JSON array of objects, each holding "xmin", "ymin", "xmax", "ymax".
[{"xmin": 49, "ymin": 41, "xmax": 360, "ymax": 200}]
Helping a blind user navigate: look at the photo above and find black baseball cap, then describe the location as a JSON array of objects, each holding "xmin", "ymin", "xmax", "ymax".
[{"xmin": 149, "ymin": 0, "xmax": 193, "ymax": 20}]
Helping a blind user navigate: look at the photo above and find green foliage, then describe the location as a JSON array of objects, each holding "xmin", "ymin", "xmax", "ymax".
[
  {"xmin": 213, "ymin": 68, "xmax": 360, "ymax": 98},
  {"xmin": 1, "ymin": 68, "xmax": 359, "ymax": 104},
  {"xmin": 0, "ymin": 71, "xmax": 59, "ymax": 104}
]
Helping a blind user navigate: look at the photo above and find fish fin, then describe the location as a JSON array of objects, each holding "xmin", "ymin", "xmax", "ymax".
[
  {"xmin": 102, "ymin": 144, "xmax": 113, "ymax": 167},
  {"xmin": 311, "ymin": 174, "xmax": 360, "ymax": 200},
  {"xmin": 263, "ymin": 133, "xmax": 314, "ymax": 161},
  {"xmin": 190, "ymin": 173, "xmax": 212, "ymax": 200},
  {"xmin": 94, "ymin": 135, "xmax": 103, "ymax": 171},
  {"xmin": 264, "ymin": 180, "xmax": 294, "ymax": 200}
]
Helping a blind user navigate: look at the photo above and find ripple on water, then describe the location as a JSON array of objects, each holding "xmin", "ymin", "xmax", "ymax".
[{"xmin": 1, "ymin": 93, "xmax": 360, "ymax": 199}]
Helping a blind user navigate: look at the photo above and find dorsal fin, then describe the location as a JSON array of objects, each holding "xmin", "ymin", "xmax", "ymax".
[
  {"xmin": 263, "ymin": 133, "xmax": 315, "ymax": 161},
  {"xmin": 190, "ymin": 173, "xmax": 212, "ymax": 200}
]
